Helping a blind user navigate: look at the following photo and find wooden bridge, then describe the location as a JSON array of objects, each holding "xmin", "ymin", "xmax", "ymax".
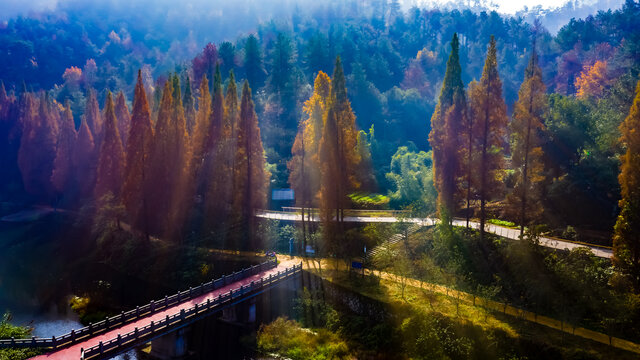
[{"xmin": 0, "ymin": 258, "xmax": 301, "ymax": 360}]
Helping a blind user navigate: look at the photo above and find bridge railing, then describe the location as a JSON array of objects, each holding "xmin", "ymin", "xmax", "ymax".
[
  {"xmin": 0, "ymin": 259, "xmax": 277, "ymax": 350},
  {"xmin": 268, "ymin": 207, "xmax": 412, "ymax": 218},
  {"xmin": 81, "ymin": 262, "xmax": 302, "ymax": 360}
]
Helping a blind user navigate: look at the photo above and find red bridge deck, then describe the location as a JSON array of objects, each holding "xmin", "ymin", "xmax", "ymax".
[{"xmin": 31, "ymin": 258, "xmax": 299, "ymax": 360}]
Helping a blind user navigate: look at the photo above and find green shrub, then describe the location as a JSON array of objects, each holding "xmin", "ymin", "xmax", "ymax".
[
  {"xmin": 487, "ymin": 219, "xmax": 517, "ymax": 228},
  {"xmin": 257, "ymin": 317, "xmax": 350, "ymax": 360}
]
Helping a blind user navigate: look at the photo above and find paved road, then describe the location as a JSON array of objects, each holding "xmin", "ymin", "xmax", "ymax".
[
  {"xmin": 255, "ymin": 211, "xmax": 612, "ymax": 259},
  {"xmin": 31, "ymin": 259, "xmax": 299, "ymax": 360}
]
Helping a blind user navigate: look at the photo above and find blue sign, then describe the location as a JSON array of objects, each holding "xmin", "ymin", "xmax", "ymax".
[
  {"xmin": 272, "ymin": 189, "xmax": 295, "ymax": 201},
  {"xmin": 352, "ymin": 261, "xmax": 363, "ymax": 269}
]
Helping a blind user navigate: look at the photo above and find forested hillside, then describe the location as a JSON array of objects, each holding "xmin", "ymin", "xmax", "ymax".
[{"xmin": 1, "ymin": 0, "xmax": 640, "ymax": 240}]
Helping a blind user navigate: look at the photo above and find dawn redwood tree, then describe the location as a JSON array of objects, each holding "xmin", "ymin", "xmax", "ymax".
[
  {"xmin": 429, "ymin": 33, "xmax": 466, "ymax": 224},
  {"xmin": 224, "ymin": 70, "xmax": 240, "ymax": 204},
  {"xmin": 51, "ymin": 101, "xmax": 77, "ymax": 202},
  {"xmin": 204, "ymin": 67, "xmax": 231, "ymax": 239},
  {"xmin": 122, "ymin": 70, "xmax": 154, "ymax": 238},
  {"xmin": 191, "ymin": 75, "xmax": 211, "ymax": 193},
  {"xmin": 468, "ymin": 36, "xmax": 508, "ymax": 241},
  {"xmin": 18, "ymin": 91, "xmax": 57, "ymax": 199},
  {"xmin": 319, "ymin": 57, "xmax": 361, "ymax": 256},
  {"xmin": 115, "ymin": 91, "xmax": 131, "ymax": 147},
  {"xmin": 288, "ymin": 71, "xmax": 330, "ymax": 249},
  {"xmin": 509, "ymin": 49, "xmax": 548, "ymax": 236},
  {"xmin": 289, "ymin": 71, "xmax": 330, "ymax": 204},
  {"xmin": 234, "ymin": 81, "xmax": 268, "ymax": 249},
  {"xmin": 168, "ymin": 74, "xmax": 192, "ymax": 238},
  {"xmin": 74, "ymin": 117, "xmax": 96, "ymax": 200},
  {"xmin": 94, "ymin": 92, "xmax": 125, "ymax": 200},
  {"xmin": 148, "ymin": 79, "xmax": 174, "ymax": 235},
  {"xmin": 84, "ymin": 89, "xmax": 103, "ymax": 145},
  {"xmin": 207, "ymin": 65, "xmax": 224, "ymax": 150},
  {"xmin": 183, "ymin": 74, "xmax": 196, "ymax": 137},
  {"xmin": 613, "ymin": 79, "xmax": 640, "ymax": 293}
]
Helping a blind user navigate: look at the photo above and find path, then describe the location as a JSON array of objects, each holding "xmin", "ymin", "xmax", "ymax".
[{"xmin": 256, "ymin": 210, "xmax": 613, "ymax": 259}]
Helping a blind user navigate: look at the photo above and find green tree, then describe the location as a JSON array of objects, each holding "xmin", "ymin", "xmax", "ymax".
[
  {"xmin": 244, "ymin": 34, "xmax": 265, "ymax": 89},
  {"xmin": 386, "ymin": 145, "xmax": 437, "ymax": 215}
]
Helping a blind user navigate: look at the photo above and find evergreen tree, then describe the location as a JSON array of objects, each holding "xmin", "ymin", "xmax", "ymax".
[
  {"xmin": 429, "ymin": 33, "xmax": 466, "ymax": 222},
  {"xmin": 95, "ymin": 92, "xmax": 125, "ymax": 200},
  {"xmin": 219, "ymin": 41, "xmax": 236, "ymax": 76},
  {"xmin": 613, "ymin": 79, "xmax": 640, "ymax": 292},
  {"xmin": 115, "ymin": 91, "xmax": 131, "ymax": 147},
  {"xmin": 51, "ymin": 101, "xmax": 77, "ymax": 202},
  {"xmin": 234, "ymin": 81, "xmax": 268, "ymax": 249},
  {"xmin": 244, "ymin": 34, "xmax": 265, "ymax": 89},
  {"xmin": 355, "ymin": 130, "xmax": 377, "ymax": 192},
  {"xmin": 305, "ymin": 31, "xmax": 330, "ymax": 76},
  {"xmin": 468, "ymin": 36, "xmax": 508, "ymax": 241},
  {"xmin": 508, "ymin": 49, "xmax": 548, "ymax": 236},
  {"xmin": 122, "ymin": 70, "xmax": 154, "ymax": 238}
]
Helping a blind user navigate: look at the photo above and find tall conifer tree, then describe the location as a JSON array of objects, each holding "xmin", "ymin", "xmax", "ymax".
[
  {"xmin": 84, "ymin": 89, "xmax": 103, "ymax": 144},
  {"xmin": 122, "ymin": 70, "xmax": 155, "ymax": 238},
  {"xmin": 319, "ymin": 57, "xmax": 361, "ymax": 257},
  {"xmin": 191, "ymin": 75, "xmax": 211, "ymax": 184},
  {"xmin": 509, "ymin": 48, "xmax": 548, "ymax": 236},
  {"xmin": 74, "ymin": 117, "xmax": 96, "ymax": 200},
  {"xmin": 234, "ymin": 81, "xmax": 268, "ymax": 249},
  {"xmin": 115, "ymin": 91, "xmax": 131, "ymax": 147},
  {"xmin": 468, "ymin": 36, "xmax": 508, "ymax": 241},
  {"xmin": 429, "ymin": 33, "xmax": 466, "ymax": 223},
  {"xmin": 95, "ymin": 92, "xmax": 125, "ymax": 200},
  {"xmin": 289, "ymin": 71, "xmax": 331, "ymax": 247},
  {"xmin": 183, "ymin": 74, "xmax": 196, "ymax": 137},
  {"xmin": 51, "ymin": 101, "xmax": 77, "ymax": 201},
  {"xmin": 613, "ymin": 80, "xmax": 640, "ymax": 292}
]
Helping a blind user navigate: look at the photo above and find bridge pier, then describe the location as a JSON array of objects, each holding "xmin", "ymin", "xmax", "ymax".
[{"xmin": 149, "ymin": 327, "xmax": 190, "ymax": 359}]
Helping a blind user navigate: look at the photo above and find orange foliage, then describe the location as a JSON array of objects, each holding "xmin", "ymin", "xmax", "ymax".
[{"xmin": 575, "ymin": 60, "xmax": 610, "ymax": 99}]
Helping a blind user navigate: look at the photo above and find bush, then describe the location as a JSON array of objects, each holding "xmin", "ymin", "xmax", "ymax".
[
  {"xmin": 487, "ymin": 219, "xmax": 517, "ymax": 228},
  {"xmin": 257, "ymin": 317, "xmax": 350, "ymax": 360},
  {"xmin": 0, "ymin": 313, "xmax": 40, "ymax": 360}
]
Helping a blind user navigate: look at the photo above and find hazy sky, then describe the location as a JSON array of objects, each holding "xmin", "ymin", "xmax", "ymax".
[{"xmin": 0, "ymin": 0, "xmax": 612, "ymax": 19}]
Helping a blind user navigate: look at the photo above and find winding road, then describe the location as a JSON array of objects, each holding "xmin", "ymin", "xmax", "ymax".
[{"xmin": 255, "ymin": 209, "xmax": 613, "ymax": 259}]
